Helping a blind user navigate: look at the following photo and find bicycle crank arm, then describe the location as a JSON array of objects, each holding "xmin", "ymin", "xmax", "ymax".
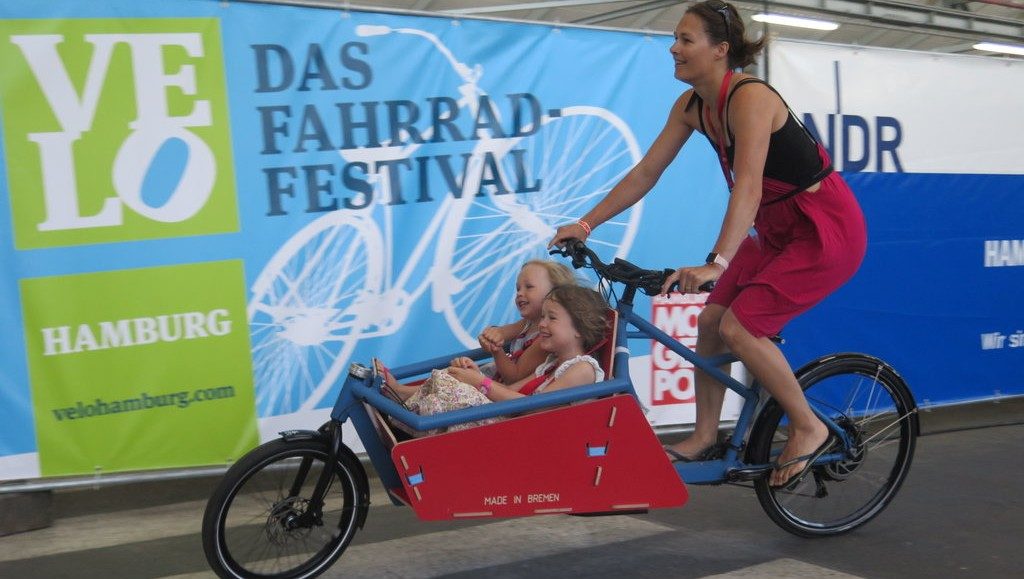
[{"xmin": 725, "ymin": 463, "xmax": 773, "ymax": 482}]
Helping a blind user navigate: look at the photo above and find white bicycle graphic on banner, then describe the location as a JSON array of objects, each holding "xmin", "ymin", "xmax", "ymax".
[{"xmin": 248, "ymin": 24, "xmax": 643, "ymax": 418}]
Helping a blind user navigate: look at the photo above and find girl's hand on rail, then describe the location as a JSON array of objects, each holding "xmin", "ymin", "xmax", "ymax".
[
  {"xmin": 660, "ymin": 263, "xmax": 723, "ymax": 295},
  {"xmin": 446, "ymin": 365, "xmax": 482, "ymax": 386},
  {"xmin": 450, "ymin": 356, "xmax": 479, "ymax": 370},
  {"xmin": 547, "ymin": 222, "xmax": 589, "ymax": 249}
]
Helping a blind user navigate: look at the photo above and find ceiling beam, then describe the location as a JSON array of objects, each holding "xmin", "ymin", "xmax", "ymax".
[
  {"xmin": 630, "ymin": 5, "xmax": 675, "ymax": 29},
  {"xmin": 731, "ymin": 0, "xmax": 1024, "ymax": 43},
  {"xmin": 572, "ymin": 0, "xmax": 679, "ymax": 25},
  {"xmin": 442, "ymin": 0, "xmax": 635, "ymax": 16}
]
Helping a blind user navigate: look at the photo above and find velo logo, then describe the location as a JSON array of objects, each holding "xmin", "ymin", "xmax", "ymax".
[{"xmin": 0, "ymin": 19, "xmax": 238, "ymax": 249}]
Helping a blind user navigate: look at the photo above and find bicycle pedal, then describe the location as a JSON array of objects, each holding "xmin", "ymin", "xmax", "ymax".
[
  {"xmin": 726, "ymin": 465, "xmax": 772, "ymax": 482},
  {"xmin": 812, "ymin": 472, "xmax": 829, "ymax": 498}
]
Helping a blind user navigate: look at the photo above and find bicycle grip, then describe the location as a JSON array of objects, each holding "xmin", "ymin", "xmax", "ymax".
[{"xmin": 666, "ymin": 279, "xmax": 717, "ymax": 294}]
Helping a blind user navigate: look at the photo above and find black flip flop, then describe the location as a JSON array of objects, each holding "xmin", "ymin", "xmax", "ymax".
[
  {"xmin": 664, "ymin": 446, "xmax": 698, "ymax": 463},
  {"xmin": 770, "ymin": 434, "xmax": 836, "ymax": 490},
  {"xmin": 664, "ymin": 442, "xmax": 727, "ymax": 463}
]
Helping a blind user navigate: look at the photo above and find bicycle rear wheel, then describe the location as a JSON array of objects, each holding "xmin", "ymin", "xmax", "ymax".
[
  {"xmin": 747, "ymin": 353, "xmax": 919, "ymax": 537},
  {"xmin": 202, "ymin": 437, "xmax": 368, "ymax": 578}
]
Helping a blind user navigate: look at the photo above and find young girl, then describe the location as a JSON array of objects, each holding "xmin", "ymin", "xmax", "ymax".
[
  {"xmin": 474, "ymin": 260, "xmax": 577, "ymax": 383},
  {"xmin": 377, "ymin": 285, "xmax": 609, "ymax": 435}
]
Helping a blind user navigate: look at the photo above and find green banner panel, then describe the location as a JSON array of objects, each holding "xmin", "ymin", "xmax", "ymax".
[{"xmin": 21, "ymin": 260, "xmax": 258, "ymax": 476}]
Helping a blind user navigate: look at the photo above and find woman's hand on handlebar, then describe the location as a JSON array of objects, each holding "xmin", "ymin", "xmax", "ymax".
[
  {"xmin": 547, "ymin": 222, "xmax": 589, "ymax": 249},
  {"xmin": 660, "ymin": 263, "xmax": 723, "ymax": 295}
]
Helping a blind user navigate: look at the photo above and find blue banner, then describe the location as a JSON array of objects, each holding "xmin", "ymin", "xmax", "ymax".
[
  {"xmin": 771, "ymin": 41, "xmax": 1024, "ymax": 405},
  {"xmin": 0, "ymin": 0, "xmax": 727, "ymax": 478}
]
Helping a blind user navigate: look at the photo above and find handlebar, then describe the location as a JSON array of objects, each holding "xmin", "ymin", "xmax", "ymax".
[{"xmin": 549, "ymin": 239, "xmax": 715, "ymax": 297}]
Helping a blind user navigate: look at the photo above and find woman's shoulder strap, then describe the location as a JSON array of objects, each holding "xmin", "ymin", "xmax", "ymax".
[
  {"xmin": 730, "ymin": 77, "xmax": 782, "ymax": 99},
  {"xmin": 684, "ymin": 89, "xmax": 702, "ymax": 112},
  {"xmin": 724, "ymin": 77, "xmax": 815, "ymax": 143},
  {"xmin": 725, "ymin": 78, "xmax": 783, "ymax": 120},
  {"xmin": 684, "ymin": 90, "xmax": 709, "ymax": 135}
]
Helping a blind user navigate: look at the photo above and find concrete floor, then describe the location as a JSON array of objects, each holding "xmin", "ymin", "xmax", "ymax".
[{"xmin": 0, "ymin": 405, "xmax": 1021, "ymax": 578}]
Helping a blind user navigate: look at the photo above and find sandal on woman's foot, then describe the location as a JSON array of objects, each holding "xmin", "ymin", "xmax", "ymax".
[
  {"xmin": 770, "ymin": 434, "xmax": 836, "ymax": 490},
  {"xmin": 664, "ymin": 442, "xmax": 726, "ymax": 463}
]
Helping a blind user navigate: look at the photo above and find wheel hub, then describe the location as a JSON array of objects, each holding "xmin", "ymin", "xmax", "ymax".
[
  {"xmin": 265, "ymin": 497, "xmax": 315, "ymax": 544},
  {"xmin": 821, "ymin": 418, "xmax": 866, "ymax": 481}
]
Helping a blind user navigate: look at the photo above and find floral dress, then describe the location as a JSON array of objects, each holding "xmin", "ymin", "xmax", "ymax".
[{"xmin": 400, "ymin": 355, "xmax": 603, "ymax": 436}]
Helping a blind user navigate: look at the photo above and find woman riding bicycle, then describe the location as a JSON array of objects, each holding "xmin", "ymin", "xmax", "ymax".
[{"xmin": 549, "ymin": 0, "xmax": 867, "ymax": 488}]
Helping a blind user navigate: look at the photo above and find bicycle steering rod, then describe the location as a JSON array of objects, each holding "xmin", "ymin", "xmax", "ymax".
[{"xmin": 550, "ymin": 239, "xmax": 715, "ymax": 296}]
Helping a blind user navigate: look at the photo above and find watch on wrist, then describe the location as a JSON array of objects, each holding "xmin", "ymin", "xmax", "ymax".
[{"xmin": 706, "ymin": 252, "xmax": 729, "ymax": 269}]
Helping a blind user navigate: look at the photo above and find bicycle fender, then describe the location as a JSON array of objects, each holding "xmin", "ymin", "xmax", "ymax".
[
  {"xmin": 279, "ymin": 429, "xmax": 325, "ymax": 443},
  {"xmin": 335, "ymin": 441, "xmax": 372, "ymax": 530},
  {"xmin": 277, "ymin": 428, "xmax": 372, "ymax": 530}
]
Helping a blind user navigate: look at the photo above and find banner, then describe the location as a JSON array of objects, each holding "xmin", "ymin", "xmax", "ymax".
[
  {"xmin": 5, "ymin": 4, "xmax": 1018, "ymax": 482},
  {"xmin": 0, "ymin": 0, "xmax": 730, "ymax": 480},
  {"xmin": 769, "ymin": 40, "xmax": 1024, "ymax": 404}
]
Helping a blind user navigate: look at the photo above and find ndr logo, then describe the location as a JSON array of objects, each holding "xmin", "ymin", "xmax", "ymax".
[
  {"xmin": 0, "ymin": 19, "xmax": 238, "ymax": 249},
  {"xmin": 803, "ymin": 112, "xmax": 905, "ymax": 173}
]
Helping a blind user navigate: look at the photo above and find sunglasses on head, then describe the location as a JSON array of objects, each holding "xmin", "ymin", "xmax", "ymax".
[{"xmin": 705, "ymin": 0, "xmax": 732, "ymax": 37}]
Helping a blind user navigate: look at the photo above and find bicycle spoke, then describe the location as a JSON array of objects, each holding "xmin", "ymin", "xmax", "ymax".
[{"xmin": 859, "ymin": 411, "xmax": 916, "ymax": 446}]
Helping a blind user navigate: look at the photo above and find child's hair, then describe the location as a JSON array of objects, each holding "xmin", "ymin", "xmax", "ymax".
[
  {"xmin": 544, "ymin": 285, "xmax": 609, "ymax": 351},
  {"xmin": 687, "ymin": 0, "xmax": 766, "ymax": 70},
  {"xmin": 522, "ymin": 259, "xmax": 577, "ymax": 288}
]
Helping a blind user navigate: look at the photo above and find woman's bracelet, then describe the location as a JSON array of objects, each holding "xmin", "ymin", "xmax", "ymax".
[
  {"xmin": 478, "ymin": 377, "xmax": 492, "ymax": 395},
  {"xmin": 576, "ymin": 219, "xmax": 592, "ymax": 236}
]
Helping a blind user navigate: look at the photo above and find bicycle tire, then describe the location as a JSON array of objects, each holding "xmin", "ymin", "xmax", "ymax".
[
  {"xmin": 202, "ymin": 437, "xmax": 368, "ymax": 578},
  {"xmin": 747, "ymin": 353, "xmax": 919, "ymax": 537}
]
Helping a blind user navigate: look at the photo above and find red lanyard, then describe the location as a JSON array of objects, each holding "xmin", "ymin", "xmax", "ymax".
[{"xmin": 703, "ymin": 69, "xmax": 734, "ymax": 189}]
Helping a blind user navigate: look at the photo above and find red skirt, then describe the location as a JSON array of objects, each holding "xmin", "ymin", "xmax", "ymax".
[{"xmin": 706, "ymin": 171, "xmax": 867, "ymax": 338}]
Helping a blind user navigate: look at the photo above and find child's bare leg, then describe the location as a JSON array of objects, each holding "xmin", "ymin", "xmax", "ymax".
[
  {"xmin": 388, "ymin": 383, "xmax": 420, "ymax": 400},
  {"xmin": 375, "ymin": 360, "xmax": 420, "ymax": 400}
]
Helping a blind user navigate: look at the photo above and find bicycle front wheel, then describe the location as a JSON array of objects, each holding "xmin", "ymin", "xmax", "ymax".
[
  {"xmin": 747, "ymin": 354, "xmax": 919, "ymax": 537},
  {"xmin": 202, "ymin": 437, "xmax": 368, "ymax": 578}
]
